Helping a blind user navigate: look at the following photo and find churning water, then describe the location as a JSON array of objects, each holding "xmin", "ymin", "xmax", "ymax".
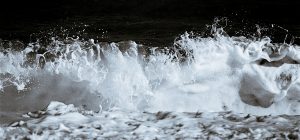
[{"xmin": 1, "ymin": 22, "xmax": 300, "ymax": 124}]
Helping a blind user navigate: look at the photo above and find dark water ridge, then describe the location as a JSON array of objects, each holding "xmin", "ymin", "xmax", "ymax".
[
  {"xmin": 0, "ymin": 0, "xmax": 300, "ymax": 46},
  {"xmin": 0, "ymin": 16, "xmax": 209, "ymax": 47},
  {"xmin": 1, "ymin": 16, "xmax": 300, "ymax": 48}
]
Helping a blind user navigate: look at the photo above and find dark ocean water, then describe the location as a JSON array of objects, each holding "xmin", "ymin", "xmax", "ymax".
[{"xmin": 0, "ymin": 0, "xmax": 299, "ymax": 45}]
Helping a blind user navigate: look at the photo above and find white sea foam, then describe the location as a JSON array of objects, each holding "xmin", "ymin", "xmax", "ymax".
[{"xmin": 1, "ymin": 28, "xmax": 300, "ymax": 116}]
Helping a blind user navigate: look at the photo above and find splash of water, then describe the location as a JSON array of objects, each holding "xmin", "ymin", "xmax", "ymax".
[{"xmin": 1, "ymin": 27, "xmax": 300, "ymax": 117}]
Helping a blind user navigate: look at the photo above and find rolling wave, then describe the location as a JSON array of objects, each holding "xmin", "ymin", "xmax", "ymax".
[{"xmin": 1, "ymin": 26, "xmax": 300, "ymax": 119}]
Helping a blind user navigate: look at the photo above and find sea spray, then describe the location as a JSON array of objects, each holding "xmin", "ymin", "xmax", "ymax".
[{"xmin": 1, "ymin": 26, "xmax": 300, "ymax": 117}]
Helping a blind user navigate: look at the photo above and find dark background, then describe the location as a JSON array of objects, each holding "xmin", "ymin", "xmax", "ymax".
[
  {"xmin": 1, "ymin": 0, "xmax": 299, "ymax": 23},
  {"xmin": 0, "ymin": 0, "xmax": 299, "ymax": 45}
]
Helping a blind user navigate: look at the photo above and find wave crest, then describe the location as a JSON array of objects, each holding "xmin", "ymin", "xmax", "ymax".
[{"xmin": 1, "ymin": 27, "xmax": 300, "ymax": 116}]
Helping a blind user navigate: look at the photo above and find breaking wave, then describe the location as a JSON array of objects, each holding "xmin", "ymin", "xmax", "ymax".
[{"xmin": 1, "ymin": 24, "xmax": 300, "ymax": 118}]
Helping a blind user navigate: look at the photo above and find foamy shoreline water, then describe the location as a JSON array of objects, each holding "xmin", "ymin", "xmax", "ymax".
[{"xmin": 1, "ymin": 101, "xmax": 299, "ymax": 139}]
